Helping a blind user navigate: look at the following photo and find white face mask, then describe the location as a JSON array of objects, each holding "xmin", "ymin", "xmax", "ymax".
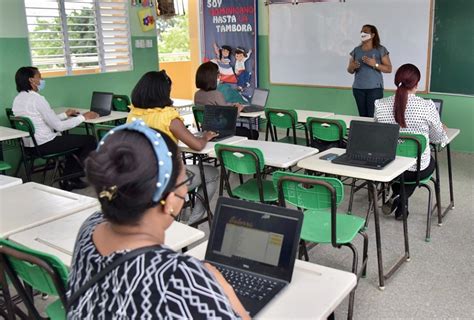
[{"xmin": 361, "ymin": 32, "xmax": 372, "ymax": 41}]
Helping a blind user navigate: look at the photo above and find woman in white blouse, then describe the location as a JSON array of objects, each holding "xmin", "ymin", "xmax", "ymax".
[
  {"xmin": 374, "ymin": 63, "xmax": 448, "ymax": 220},
  {"xmin": 12, "ymin": 66, "xmax": 98, "ymax": 190}
]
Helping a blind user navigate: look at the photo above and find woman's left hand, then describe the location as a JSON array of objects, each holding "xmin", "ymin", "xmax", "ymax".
[
  {"xmin": 65, "ymin": 108, "xmax": 80, "ymax": 117},
  {"xmin": 362, "ymin": 55, "xmax": 377, "ymax": 67}
]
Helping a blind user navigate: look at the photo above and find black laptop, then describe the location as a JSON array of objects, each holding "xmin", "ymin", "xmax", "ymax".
[
  {"xmin": 431, "ymin": 98, "xmax": 443, "ymax": 117},
  {"xmin": 201, "ymin": 105, "xmax": 238, "ymax": 141},
  {"xmin": 90, "ymin": 91, "xmax": 113, "ymax": 116},
  {"xmin": 241, "ymin": 88, "xmax": 269, "ymax": 113},
  {"xmin": 205, "ymin": 197, "xmax": 303, "ymax": 317},
  {"xmin": 331, "ymin": 121, "xmax": 400, "ymax": 169}
]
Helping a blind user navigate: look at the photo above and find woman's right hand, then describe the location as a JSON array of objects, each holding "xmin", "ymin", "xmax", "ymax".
[
  {"xmin": 83, "ymin": 111, "xmax": 99, "ymax": 120},
  {"xmin": 234, "ymin": 103, "xmax": 244, "ymax": 113},
  {"xmin": 204, "ymin": 263, "xmax": 250, "ymax": 319},
  {"xmin": 349, "ymin": 60, "xmax": 361, "ymax": 73},
  {"xmin": 203, "ymin": 130, "xmax": 219, "ymax": 141}
]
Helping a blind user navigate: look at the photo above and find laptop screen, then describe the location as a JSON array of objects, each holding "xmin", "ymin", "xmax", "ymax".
[
  {"xmin": 206, "ymin": 197, "xmax": 302, "ymax": 282},
  {"xmin": 202, "ymin": 105, "xmax": 237, "ymax": 135},
  {"xmin": 251, "ymin": 89, "xmax": 269, "ymax": 107},
  {"xmin": 90, "ymin": 92, "xmax": 113, "ymax": 116},
  {"xmin": 347, "ymin": 121, "xmax": 400, "ymax": 159},
  {"xmin": 431, "ymin": 99, "xmax": 443, "ymax": 117}
]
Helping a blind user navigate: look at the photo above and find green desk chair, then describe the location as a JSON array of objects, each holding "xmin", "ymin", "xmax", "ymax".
[
  {"xmin": 307, "ymin": 117, "xmax": 347, "ymax": 150},
  {"xmin": 5, "ymin": 108, "xmax": 15, "ymax": 128},
  {"xmin": 0, "ymin": 239, "xmax": 68, "ymax": 320},
  {"xmin": 265, "ymin": 108, "xmax": 308, "ymax": 146},
  {"xmin": 10, "ymin": 116, "xmax": 80, "ymax": 184},
  {"xmin": 393, "ymin": 133, "xmax": 442, "ymax": 242},
  {"xmin": 95, "ymin": 125, "xmax": 116, "ymax": 140},
  {"xmin": 112, "ymin": 95, "xmax": 130, "ymax": 112},
  {"xmin": 192, "ymin": 105, "xmax": 205, "ymax": 131},
  {"xmin": 0, "ymin": 161, "xmax": 12, "ymax": 174},
  {"xmin": 112, "ymin": 95, "xmax": 130, "ymax": 125},
  {"xmin": 273, "ymin": 171, "xmax": 368, "ymax": 320},
  {"xmin": 215, "ymin": 144, "xmax": 278, "ymax": 203}
]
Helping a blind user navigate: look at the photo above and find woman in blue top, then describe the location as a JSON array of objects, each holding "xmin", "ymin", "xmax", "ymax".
[{"xmin": 347, "ymin": 24, "xmax": 392, "ymax": 117}]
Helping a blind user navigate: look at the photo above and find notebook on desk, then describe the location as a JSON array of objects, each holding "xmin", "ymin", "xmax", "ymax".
[
  {"xmin": 205, "ymin": 197, "xmax": 303, "ymax": 317},
  {"xmin": 90, "ymin": 91, "xmax": 113, "ymax": 117},
  {"xmin": 331, "ymin": 121, "xmax": 399, "ymax": 170},
  {"xmin": 201, "ymin": 105, "xmax": 238, "ymax": 142},
  {"xmin": 241, "ymin": 88, "xmax": 269, "ymax": 113}
]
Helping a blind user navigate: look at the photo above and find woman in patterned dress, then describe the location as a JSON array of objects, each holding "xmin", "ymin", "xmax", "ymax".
[
  {"xmin": 67, "ymin": 122, "xmax": 248, "ymax": 319},
  {"xmin": 374, "ymin": 64, "xmax": 448, "ymax": 220}
]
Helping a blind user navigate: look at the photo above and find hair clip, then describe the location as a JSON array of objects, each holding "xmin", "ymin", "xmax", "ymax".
[
  {"xmin": 398, "ymin": 82, "xmax": 403, "ymax": 87},
  {"xmin": 99, "ymin": 186, "xmax": 118, "ymax": 201}
]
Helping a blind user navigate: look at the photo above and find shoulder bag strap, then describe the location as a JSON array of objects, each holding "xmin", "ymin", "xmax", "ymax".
[{"xmin": 67, "ymin": 245, "xmax": 161, "ymax": 309}]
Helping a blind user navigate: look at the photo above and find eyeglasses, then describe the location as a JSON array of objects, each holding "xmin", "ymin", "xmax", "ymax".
[{"xmin": 172, "ymin": 170, "xmax": 195, "ymax": 201}]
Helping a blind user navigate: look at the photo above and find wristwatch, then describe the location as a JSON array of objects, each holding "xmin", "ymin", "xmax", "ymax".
[{"xmin": 375, "ymin": 63, "xmax": 380, "ymax": 69}]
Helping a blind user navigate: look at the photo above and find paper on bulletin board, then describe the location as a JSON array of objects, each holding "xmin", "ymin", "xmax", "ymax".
[{"xmin": 138, "ymin": 8, "xmax": 155, "ymax": 32}]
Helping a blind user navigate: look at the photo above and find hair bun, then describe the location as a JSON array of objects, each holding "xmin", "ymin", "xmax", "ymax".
[{"xmin": 110, "ymin": 147, "xmax": 136, "ymax": 174}]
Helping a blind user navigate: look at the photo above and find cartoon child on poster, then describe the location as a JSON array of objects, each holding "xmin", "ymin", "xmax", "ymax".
[
  {"xmin": 212, "ymin": 43, "xmax": 237, "ymax": 84},
  {"xmin": 234, "ymin": 47, "xmax": 252, "ymax": 90}
]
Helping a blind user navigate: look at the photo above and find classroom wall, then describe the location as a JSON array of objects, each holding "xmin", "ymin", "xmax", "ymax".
[
  {"xmin": 257, "ymin": 3, "xmax": 474, "ymax": 153},
  {"xmin": 0, "ymin": 0, "xmax": 159, "ymax": 171},
  {"xmin": 0, "ymin": 0, "xmax": 158, "ymax": 125}
]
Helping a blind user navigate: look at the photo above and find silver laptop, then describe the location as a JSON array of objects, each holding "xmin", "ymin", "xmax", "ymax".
[
  {"xmin": 205, "ymin": 197, "xmax": 303, "ymax": 316},
  {"xmin": 241, "ymin": 88, "xmax": 269, "ymax": 113}
]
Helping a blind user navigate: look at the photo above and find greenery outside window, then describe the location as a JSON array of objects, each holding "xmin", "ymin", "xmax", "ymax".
[
  {"xmin": 24, "ymin": 0, "xmax": 133, "ymax": 77},
  {"xmin": 157, "ymin": 14, "xmax": 190, "ymax": 62}
]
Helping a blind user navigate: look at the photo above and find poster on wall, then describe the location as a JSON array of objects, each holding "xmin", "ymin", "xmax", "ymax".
[{"xmin": 201, "ymin": 0, "xmax": 257, "ymax": 102}]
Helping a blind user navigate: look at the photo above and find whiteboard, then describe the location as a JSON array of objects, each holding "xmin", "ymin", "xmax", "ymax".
[{"xmin": 269, "ymin": 0, "xmax": 432, "ymax": 91}]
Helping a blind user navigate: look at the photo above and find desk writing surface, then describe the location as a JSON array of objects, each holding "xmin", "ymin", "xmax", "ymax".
[
  {"xmin": 239, "ymin": 110, "xmax": 265, "ymax": 118},
  {"xmin": 0, "ymin": 126, "xmax": 29, "ymax": 141},
  {"xmin": 232, "ymin": 140, "xmax": 319, "ymax": 168},
  {"xmin": 298, "ymin": 148, "xmax": 416, "ymax": 182},
  {"xmin": 445, "ymin": 128, "xmax": 460, "ymax": 145},
  {"xmin": 178, "ymin": 136, "xmax": 247, "ymax": 154},
  {"xmin": 328, "ymin": 114, "xmax": 374, "ymax": 128},
  {"xmin": 261, "ymin": 110, "xmax": 334, "ymax": 123},
  {"xmin": 0, "ymin": 175, "xmax": 22, "ymax": 190},
  {"xmin": 186, "ymin": 242, "xmax": 356, "ymax": 319},
  {"xmin": 9, "ymin": 206, "xmax": 205, "ymax": 268},
  {"xmin": 0, "ymin": 182, "xmax": 98, "ymax": 237},
  {"xmin": 55, "ymin": 107, "xmax": 128, "ymax": 124}
]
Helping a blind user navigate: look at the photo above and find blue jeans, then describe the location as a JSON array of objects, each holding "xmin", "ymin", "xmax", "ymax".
[{"xmin": 352, "ymin": 88, "xmax": 384, "ymax": 117}]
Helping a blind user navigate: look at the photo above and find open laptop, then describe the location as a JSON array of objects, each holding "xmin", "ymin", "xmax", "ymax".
[
  {"xmin": 241, "ymin": 88, "xmax": 269, "ymax": 113},
  {"xmin": 331, "ymin": 121, "xmax": 400, "ymax": 169},
  {"xmin": 431, "ymin": 98, "xmax": 443, "ymax": 117},
  {"xmin": 205, "ymin": 197, "xmax": 303, "ymax": 317},
  {"xmin": 201, "ymin": 105, "xmax": 238, "ymax": 141},
  {"xmin": 90, "ymin": 91, "xmax": 113, "ymax": 116}
]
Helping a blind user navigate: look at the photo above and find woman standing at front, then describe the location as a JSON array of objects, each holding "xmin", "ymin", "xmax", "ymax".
[{"xmin": 347, "ymin": 24, "xmax": 392, "ymax": 117}]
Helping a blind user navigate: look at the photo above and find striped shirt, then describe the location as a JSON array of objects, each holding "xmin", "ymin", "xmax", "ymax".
[
  {"xmin": 374, "ymin": 94, "xmax": 448, "ymax": 171},
  {"xmin": 67, "ymin": 212, "xmax": 239, "ymax": 319}
]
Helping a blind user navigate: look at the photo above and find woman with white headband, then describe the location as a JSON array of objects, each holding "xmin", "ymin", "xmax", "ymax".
[
  {"xmin": 347, "ymin": 24, "xmax": 392, "ymax": 117},
  {"xmin": 67, "ymin": 121, "xmax": 248, "ymax": 319}
]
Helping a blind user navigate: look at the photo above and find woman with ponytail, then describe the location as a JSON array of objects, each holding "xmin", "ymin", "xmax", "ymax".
[{"xmin": 374, "ymin": 63, "xmax": 448, "ymax": 220}]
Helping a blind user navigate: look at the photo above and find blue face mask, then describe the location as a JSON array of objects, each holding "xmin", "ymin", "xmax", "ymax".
[{"xmin": 37, "ymin": 79, "xmax": 46, "ymax": 91}]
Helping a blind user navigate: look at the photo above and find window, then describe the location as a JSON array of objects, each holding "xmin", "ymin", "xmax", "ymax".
[
  {"xmin": 24, "ymin": 0, "xmax": 132, "ymax": 77},
  {"xmin": 156, "ymin": 0, "xmax": 190, "ymax": 63}
]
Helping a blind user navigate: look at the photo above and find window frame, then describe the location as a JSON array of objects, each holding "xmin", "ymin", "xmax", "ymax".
[{"xmin": 24, "ymin": 0, "xmax": 133, "ymax": 78}]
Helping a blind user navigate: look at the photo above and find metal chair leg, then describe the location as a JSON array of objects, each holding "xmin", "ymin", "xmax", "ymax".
[
  {"xmin": 431, "ymin": 177, "xmax": 443, "ymax": 226},
  {"xmin": 420, "ymin": 184, "xmax": 433, "ymax": 242},
  {"xmin": 343, "ymin": 243, "xmax": 359, "ymax": 320}
]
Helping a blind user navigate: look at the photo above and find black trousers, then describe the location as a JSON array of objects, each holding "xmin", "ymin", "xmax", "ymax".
[
  {"xmin": 392, "ymin": 157, "xmax": 436, "ymax": 210},
  {"xmin": 352, "ymin": 88, "xmax": 383, "ymax": 117},
  {"xmin": 28, "ymin": 134, "xmax": 97, "ymax": 176}
]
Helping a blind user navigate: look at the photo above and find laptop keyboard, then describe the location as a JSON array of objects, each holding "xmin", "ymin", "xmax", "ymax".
[
  {"xmin": 349, "ymin": 154, "xmax": 387, "ymax": 164},
  {"xmin": 215, "ymin": 265, "xmax": 284, "ymax": 301},
  {"xmin": 242, "ymin": 105, "xmax": 264, "ymax": 113}
]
